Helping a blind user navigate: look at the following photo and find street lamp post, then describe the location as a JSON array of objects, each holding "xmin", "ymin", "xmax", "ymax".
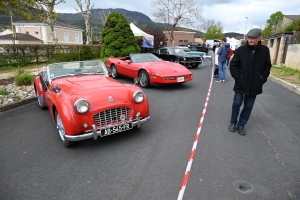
[{"xmin": 244, "ymin": 17, "xmax": 248, "ymax": 40}]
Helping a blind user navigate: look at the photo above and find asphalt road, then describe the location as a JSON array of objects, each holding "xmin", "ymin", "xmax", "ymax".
[{"xmin": 0, "ymin": 55, "xmax": 299, "ymax": 200}]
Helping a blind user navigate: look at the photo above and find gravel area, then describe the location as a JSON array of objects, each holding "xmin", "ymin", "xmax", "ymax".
[{"xmin": 0, "ymin": 78, "xmax": 35, "ymax": 106}]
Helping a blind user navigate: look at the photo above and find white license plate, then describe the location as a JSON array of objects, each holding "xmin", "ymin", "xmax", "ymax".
[
  {"xmin": 177, "ymin": 77, "xmax": 184, "ymax": 82},
  {"xmin": 101, "ymin": 123, "xmax": 132, "ymax": 137}
]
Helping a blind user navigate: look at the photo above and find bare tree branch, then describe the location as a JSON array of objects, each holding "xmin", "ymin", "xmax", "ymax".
[
  {"xmin": 99, "ymin": 9, "xmax": 110, "ymax": 25},
  {"xmin": 75, "ymin": 0, "xmax": 94, "ymax": 45},
  {"xmin": 152, "ymin": 0, "xmax": 202, "ymax": 46},
  {"xmin": 40, "ymin": 0, "xmax": 65, "ymax": 44}
]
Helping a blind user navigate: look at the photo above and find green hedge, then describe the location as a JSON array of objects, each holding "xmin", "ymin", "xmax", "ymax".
[{"xmin": 0, "ymin": 44, "xmax": 101, "ymax": 67}]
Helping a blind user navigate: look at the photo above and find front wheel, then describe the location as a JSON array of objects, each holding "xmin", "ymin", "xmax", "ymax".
[
  {"xmin": 174, "ymin": 58, "xmax": 180, "ymax": 64},
  {"xmin": 111, "ymin": 64, "xmax": 119, "ymax": 78},
  {"xmin": 138, "ymin": 70, "xmax": 150, "ymax": 88},
  {"xmin": 56, "ymin": 111, "xmax": 74, "ymax": 148},
  {"xmin": 35, "ymin": 85, "xmax": 47, "ymax": 109}
]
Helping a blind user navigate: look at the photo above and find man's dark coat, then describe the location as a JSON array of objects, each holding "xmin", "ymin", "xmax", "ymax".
[{"xmin": 230, "ymin": 41, "xmax": 272, "ymax": 96}]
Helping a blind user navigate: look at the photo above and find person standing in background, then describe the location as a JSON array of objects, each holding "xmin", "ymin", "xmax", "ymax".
[
  {"xmin": 216, "ymin": 38, "xmax": 230, "ymax": 83},
  {"xmin": 226, "ymin": 46, "xmax": 233, "ymax": 68},
  {"xmin": 228, "ymin": 28, "xmax": 271, "ymax": 136},
  {"xmin": 213, "ymin": 43, "xmax": 221, "ymax": 78}
]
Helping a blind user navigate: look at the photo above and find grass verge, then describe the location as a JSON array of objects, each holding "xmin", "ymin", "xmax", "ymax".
[{"xmin": 271, "ymin": 65, "xmax": 300, "ymax": 84}]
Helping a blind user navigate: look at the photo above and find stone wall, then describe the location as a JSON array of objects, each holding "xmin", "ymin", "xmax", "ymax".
[{"xmin": 285, "ymin": 44, "xmax": 300, "ymax": 70}]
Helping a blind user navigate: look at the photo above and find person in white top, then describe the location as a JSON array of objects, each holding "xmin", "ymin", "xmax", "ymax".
[{"xmin": 214, "ymin": 43, "xmax": 221, "ymax": 78}]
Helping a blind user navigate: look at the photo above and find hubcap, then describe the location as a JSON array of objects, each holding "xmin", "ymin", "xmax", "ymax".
[
  {"xmin": 56, "ymin": 113, "xmax": 65, "ymax": 141},
  {"xmin": 139, "ymin": 72, "xmax": 147, "ymax": 86},
  {"xmin": 111, "ymin": 66, "xmax": 116, "ymax": 77}
]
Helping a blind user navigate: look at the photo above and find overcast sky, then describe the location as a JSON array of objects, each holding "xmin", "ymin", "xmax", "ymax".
[{"xmin": 55, "ymin": 0, "xmax": 300, "ymax": 35}]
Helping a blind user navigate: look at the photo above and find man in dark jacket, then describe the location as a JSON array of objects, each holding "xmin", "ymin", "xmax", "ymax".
[
  {"xmin": 217, "ymin": 38, "xmax": 230, "ymax": 83},
  {"xmin": 228, "ymin": 28, "xmax": 271, "ymax": 136}
]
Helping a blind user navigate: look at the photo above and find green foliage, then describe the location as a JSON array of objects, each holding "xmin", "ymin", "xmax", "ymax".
[
  {"xmin": 101, "ymin": 57, "xmax": 108, "ymax": 66},
  {"xmin": 271, "ymin": 66, "xmax": 300, "ymax": 84},
  {"xmin": 285, "ymin": 19, "xmax": 300, "ymax": 32},
  {"xmin": 204, "ymin": 25, "xmax": 224, "ymax": 40},
  {"xmin": 262, "ymin": 25, "xmax": 272, "ymax": 37},
  {"xmin": 14, "ymin": 72, "xmax": 34, "ymax": 86},
  {"xmin": 100, "ymin": 12, "xmax": 141, "ymax": 58},
  {"xmin": 0, "ymin": 0, "xmax": 43, "ymax": 21},
  {"xmin": 262, "ymin": 11, "xmax": 284, "ymax": 36},
  {"xmin": 80, "ymin": 45, "xmax": 93, "ymax": 60},
  {"xmin": 0, "ymin": 89, "xmax": 9, "ymax": 95}
]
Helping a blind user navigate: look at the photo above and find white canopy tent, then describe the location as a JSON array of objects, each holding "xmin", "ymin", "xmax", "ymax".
[
  {"xmin": 130, "ymin": 23, "xmax": 154, "ymax": 48},
  {"xmin": 226, "ymin": 37, "xmax": 241, "ymax": 50}
]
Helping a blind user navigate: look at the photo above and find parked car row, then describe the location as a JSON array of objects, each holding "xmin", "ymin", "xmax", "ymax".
[
  {"xmin": 34, "ymin": 48, "xmax": 206, "ymax": 148},
  {"xmin": 153, "ymin": 47, "xmax": 203, "ymax": 68}
]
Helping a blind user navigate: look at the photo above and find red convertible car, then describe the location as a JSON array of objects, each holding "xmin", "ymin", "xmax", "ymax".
[
  {"xmin": 107, "ymin": 53, "xmax": 193, "ymax": 88},
  {"xmin": 34, "ymin": 61, "xmax": 150, "ymax": 148}
]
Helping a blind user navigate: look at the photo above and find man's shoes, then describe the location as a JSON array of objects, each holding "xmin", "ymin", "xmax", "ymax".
[
  {"xmin": 228, "ymin": 123, "xmax": 236, "ymax": 132},
  {"xmin": 221, "ymin": 80, "xmax": 225, "ymax": 83},
  {"xmin": 237, "ymin": 126, "xmax": 246, "ymax": 136},
  {"xmin": 215, "ymin": 80, "xmax": 221, "ymax": 83}
]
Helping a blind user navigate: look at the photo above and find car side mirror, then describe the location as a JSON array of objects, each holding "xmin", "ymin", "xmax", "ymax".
[
  {"xmin": 125, "ymin": 60, "xmax": 131, "ymax": 64},
  {"xmin": 53, "ymin": 85, "xmax": 61, "ymax": 93}
]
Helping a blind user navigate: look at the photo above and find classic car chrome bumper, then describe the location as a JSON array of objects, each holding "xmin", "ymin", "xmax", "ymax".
[{"xmin": 64, "ymin": 113, "xmax": 150, "ymax": 141}]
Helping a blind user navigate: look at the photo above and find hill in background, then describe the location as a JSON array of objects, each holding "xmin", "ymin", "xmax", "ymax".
[{"xmin": 1, "ymin": 8, "xmax": 243, "ymax": 39}]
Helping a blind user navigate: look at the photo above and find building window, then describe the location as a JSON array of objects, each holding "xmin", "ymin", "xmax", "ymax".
[
  {"xmin": 179, "ymin": 40, "xmax": 188, "ymax": 43},
  {"xmin": 64, "ymin": 33, "xmax": 69, "ymax": 42},
  {"xmin": 270, "ymin": 39, "xmax": 274, "ymax": 47},
  {"xmin": 75, "ymin": 34, "xmax": 79, "ymax": 43},
  {"xmin": 35, "ymin": 31, "xmax": 39, "ymax": 34},
  {"xmin": 25, "ymin": 31, "xmax": 29, "ymax": 34}
]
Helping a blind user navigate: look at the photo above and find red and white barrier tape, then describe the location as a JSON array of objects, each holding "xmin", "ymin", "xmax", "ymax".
[{"xmin": 177, "ymin": 55, "xmax": 215, "ymax": 200}]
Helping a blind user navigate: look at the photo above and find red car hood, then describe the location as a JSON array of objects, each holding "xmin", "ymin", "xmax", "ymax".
[
  {"xmin": 52, "ymin": 75, "xmax": 132, "ymax": 104},
  {"xmin": 141, "ymin": 61, "xmax": 192, "ymax": 76}
]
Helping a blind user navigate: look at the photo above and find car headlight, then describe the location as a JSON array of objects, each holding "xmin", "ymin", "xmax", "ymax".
[
  {"xmin": 183, "ymin": 58, "xmax": 186, "ymax": 60},
  {"xmin": 133, "ymin": 91, "xmax": 144, "ymax": 103},
  {"xmin": 74, "ymin": 98, "xmax": 90, "ymax": 113}
]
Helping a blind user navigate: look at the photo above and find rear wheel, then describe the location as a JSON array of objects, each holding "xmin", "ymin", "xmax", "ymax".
[
  {"xmin": 56, "ymin": 111, "xmax": 74, "ymax": 148},
  {"xmin": 138, "ymin": 70, "xmax": 150, "ymax": 88},
  {"xmin": 111, "ymin": 64, "xmax": 119, "ymax": 78},
  {"xmin": 34, "ymin": 85, "xmax": 47, "ymax": 109}
]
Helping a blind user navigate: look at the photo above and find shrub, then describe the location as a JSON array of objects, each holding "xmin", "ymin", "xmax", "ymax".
[
  {"xmin": 14, "ymin": 72, "xmax": 34, "ymax": 86},
  {"xmin": 80, "ymin": 45, "xmax": 93, "ymax": 60},
  {"xmin": 0, "ymin": 89, "xmax": 9, "ymax": 95},
  {"xmin": 101, "ymin": 12, "xmax": 141, "ymax": 58}
]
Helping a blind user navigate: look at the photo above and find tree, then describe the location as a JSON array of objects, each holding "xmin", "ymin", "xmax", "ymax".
[
  {"xmin": 262, "ymin": 25, "xmax": 272, "ymax": 37},
  {"xmin": 285, "ymin": 18, "xmax": 300, "ymax": 32},
  {"xmin": 75, "ymin": 0, "xmax": 94, "ymax": 45},
  {"xmin": 198, "ymin": 19, "xmax": 217, "ymax": 33},
  {"xmin": 99, "ymin": 9, "xmax": 111, "ymax": 25},
  {"xmin": 100, "ymin": 12, "xmax": 141, "ymax": 58},
  {"xmin": 262, "ymin": 11, "xmax": 284, "ymax": 36},
  {"xmin": 0, "ymin": 0, "xmax": 43, "ymax": 21},
  {"xmin": 142, "ymin": 26, "xmax": 168, "ymax": 49},
  {"xmin": 39, "ymin": 0, "xmax": 65, "ymax": 44},
  {"xmin": 152, "ymin": 0, "xmax": 202, "ymax": 46},
  {"xmin": 204, "ymin": 22, "xmax": 223, "ymax": 41}
]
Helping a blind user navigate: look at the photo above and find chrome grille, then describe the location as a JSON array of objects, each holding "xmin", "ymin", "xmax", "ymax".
[
  {"xmin": 93, "ymin": 107, "xmax": 132, "ymax": 127},
  {"xmin": 186, "ymin": 57, "xmax": 201, "ymax": 61}
]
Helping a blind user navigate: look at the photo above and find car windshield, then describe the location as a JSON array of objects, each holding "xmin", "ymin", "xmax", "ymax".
[
  {"xmin": 181, "ymin": 48, "xmax": 192, "ymax": 52},
  {"xmin": 47, "ymin": 61, "xmax": 108, "ymax": 80},
  {"xmin": 130, "ymin": 53, "xmax": 162, "ymax": 63},
  {"xmin": 169, "ymin": 48, "xmax": 187, "ymax": 54}
]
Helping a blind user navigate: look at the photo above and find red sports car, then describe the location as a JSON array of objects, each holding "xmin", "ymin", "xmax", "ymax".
[
  {"xmin": 107, "ymin": 53, "xmax": 193, "ymax": 88},
  {"xmin": 34, "ymin": 61, "xmax": 150, "ymax": 148}
]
